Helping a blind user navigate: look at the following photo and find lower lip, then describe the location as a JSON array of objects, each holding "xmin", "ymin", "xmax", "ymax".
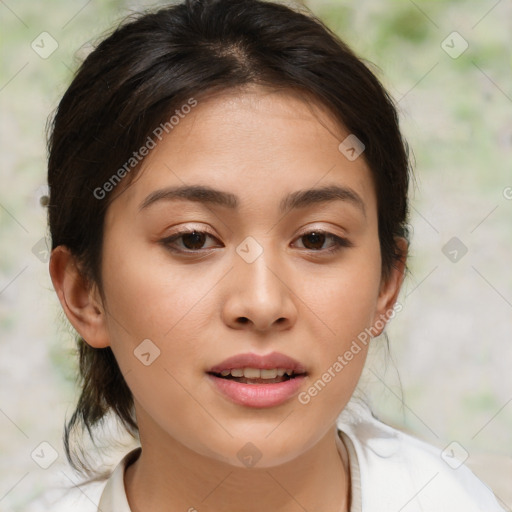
[{"xmin": 206, "ymin": 373, "xmax": 306, "ymax": 408}]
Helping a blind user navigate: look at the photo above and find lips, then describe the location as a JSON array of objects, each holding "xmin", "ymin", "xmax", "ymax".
[
  {"xmin": 207, "ymin": 372, "xmax": 307, "ymax": 408},
  {"xmin": 206, "ymin": 352, "xmax": 308, "ymax": 407},
  {"xmin": 207, "ymin": 351, "xmax": 307, "ymax": 375}
]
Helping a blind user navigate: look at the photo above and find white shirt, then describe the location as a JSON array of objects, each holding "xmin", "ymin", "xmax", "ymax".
[{"xmin": 27, "ymin": 404, "xmax": 506, "ymax": 511}]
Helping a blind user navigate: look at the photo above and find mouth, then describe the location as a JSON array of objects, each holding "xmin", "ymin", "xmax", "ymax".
[
  {"xmin": 207, "ymin": 367, "xmax": 307, "ymax": 385},
  {"xmin": 206, "ymin": 351, "xmax": 309, "ymax": 408}
]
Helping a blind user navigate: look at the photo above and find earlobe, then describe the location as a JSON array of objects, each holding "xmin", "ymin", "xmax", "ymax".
[
  {"xmin": 372, "ymin": 237, "xmax": 408, "ymax": 336},
  {"xmin": 48, "ymin": 246, "xmax": 110, "ymax": 348}
]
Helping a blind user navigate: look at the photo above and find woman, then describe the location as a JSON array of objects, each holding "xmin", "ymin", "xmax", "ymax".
[{"xmin": 40, "ymin": 0, "xmax": 505, "ymax": 510}]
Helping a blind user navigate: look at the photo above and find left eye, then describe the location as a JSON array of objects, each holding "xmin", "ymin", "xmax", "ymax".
[
  {"xmin": 293, "ymin": 230, "xmax": 352, "ymax": 252},
  {"xmin": 160, "ymin": 229, "xmax": 352, "ymax": 254}
]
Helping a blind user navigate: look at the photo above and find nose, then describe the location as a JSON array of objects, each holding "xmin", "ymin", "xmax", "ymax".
[{"xmin": 221, "ymin": 244, "xmax": 298, "ymax": 332}]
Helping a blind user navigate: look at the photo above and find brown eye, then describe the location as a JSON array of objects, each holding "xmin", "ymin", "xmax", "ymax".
[
  {"xmin": 161, "ymin": 229, "xmax": 220, "ymax": 253},
  {"xmin": 301, "ymin": 231, "xmax": 327, "ymax": 250},
  {"xmin": 294, "ymin": 230, "xmax": 353, "ymax": 253},
  {"xmin": 180, "ymin": 230, "xmax": 208, "ymax": 250}
]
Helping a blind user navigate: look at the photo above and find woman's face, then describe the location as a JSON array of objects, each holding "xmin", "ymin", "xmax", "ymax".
[{"xmin": 88, "ymin": 86, "xmax": 403, "ymax": 467}]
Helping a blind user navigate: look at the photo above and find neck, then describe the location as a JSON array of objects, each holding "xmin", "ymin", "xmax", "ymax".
[{"xmin": 124, "ymin": 423, "xmax": 350, "ymax": 512}]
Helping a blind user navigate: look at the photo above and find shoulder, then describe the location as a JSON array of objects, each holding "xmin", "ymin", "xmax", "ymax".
[
  {"xmin": 24, "ymin": 474, "xmax": 107, "ymax": 512},
  {"xmin": 337, "ymin": 401, "xmax": 506, "ymax": 512},
  {"xmin": 25, "ymin": 447, "xmax": 141, "ymax": 512}
]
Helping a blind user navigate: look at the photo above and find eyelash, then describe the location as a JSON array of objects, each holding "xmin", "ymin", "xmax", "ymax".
[{"xmin": 160, "ymin": 228, "xmax": 353, "ymax": 255}]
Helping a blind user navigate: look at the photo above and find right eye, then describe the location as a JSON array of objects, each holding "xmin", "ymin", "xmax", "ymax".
[{"xmin": 160, "ymin": 229, "xmax": 222, "ymax": 253}]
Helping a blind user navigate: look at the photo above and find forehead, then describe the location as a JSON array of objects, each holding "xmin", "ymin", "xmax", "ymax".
[{"xmin": 107, "ymin": 86, "xmax": 376, "ymax": 221}]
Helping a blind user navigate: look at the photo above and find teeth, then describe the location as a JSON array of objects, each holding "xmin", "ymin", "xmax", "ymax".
[
  {"xmin": 218, "ymin": 368, "xmax": 295, "ymax": 379},
  {"xmin": 244, "ymin": 368, "xmax": 261, "ymax": 379}
]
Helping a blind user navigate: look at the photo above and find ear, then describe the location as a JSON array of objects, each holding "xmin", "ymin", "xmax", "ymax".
[
  {"xmin": 372, "ymin": 237, "xmax": 408, "ymax": 336},
  {"xmin": 49, "ymin": 245, "xmax": 110, "ymax": 348}
]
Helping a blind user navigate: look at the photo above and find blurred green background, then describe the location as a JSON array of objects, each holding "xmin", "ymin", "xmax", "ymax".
[{"xmin": 1, "ymin": 0, "xmax": 511, "ymax": 510}]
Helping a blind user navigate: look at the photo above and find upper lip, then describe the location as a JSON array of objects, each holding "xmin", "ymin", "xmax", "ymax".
[{"xmin": 208, "ymin": 351, "xmax": 307, "ymax": 374}]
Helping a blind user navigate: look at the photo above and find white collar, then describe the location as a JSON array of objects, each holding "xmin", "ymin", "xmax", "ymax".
[
  {"xmin": 97, "ymin": 446, "xmax": 141, "ymax": 512},
  {"xmin": 95, "ymin": 404, "xmax": 504, "ymax": 512},
  {"xmin": 97, "ymin": 433, "xmax": 360, "ymax": 511}
]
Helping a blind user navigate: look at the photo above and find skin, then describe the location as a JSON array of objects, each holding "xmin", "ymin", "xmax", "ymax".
[{"xmin": 50, "ymin": 85, "xmax": 406, "ymax": 512}]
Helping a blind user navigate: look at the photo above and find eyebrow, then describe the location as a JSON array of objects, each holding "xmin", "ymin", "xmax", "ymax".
[{"xmin": 138, "ymin": 183, "xmax": 366, "ymax": 216}]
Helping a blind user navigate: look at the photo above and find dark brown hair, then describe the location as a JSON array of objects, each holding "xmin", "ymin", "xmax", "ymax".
[{"xmin": 47, "ymin": 0, "xmax": 410, "ymax": 478}]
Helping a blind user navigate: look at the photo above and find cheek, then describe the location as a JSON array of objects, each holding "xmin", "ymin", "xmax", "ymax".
[
  {"xmin": 295, "ymin": 243, "xmax": 382, "ymax": 404},
  {"xmin": 101, "ymin": 232, "xmax": 209, "ymax": 340},
  {"xmin": 98, "ymin": 238, "xmax": 212, "ymax": 428},
  {"xmin": 99, "ymin": 233, "xmax": 222, "ymax": 395},
  {"xmin": 299, "ymin": 245, "xmax": 382, "ymax": 340}
]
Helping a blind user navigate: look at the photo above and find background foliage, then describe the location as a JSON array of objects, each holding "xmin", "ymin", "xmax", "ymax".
[{"xmin": 1, "ymin": 0, "xmax": 511, "ymax": 509}]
